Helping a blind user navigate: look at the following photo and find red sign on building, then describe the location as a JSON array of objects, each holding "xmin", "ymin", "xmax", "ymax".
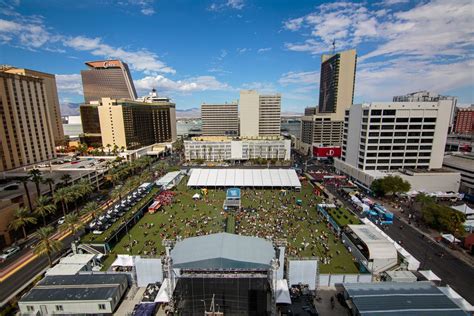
[{"xmin": 312, "ymin": 146, "xmax": 342, "ymax": 158}]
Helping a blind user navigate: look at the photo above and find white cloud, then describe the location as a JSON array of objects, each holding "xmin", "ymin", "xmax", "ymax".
[
  {"xmin": 209, "ymin": 0, "xmax": 244, "ymax": 11},
  {"xmin": 378, "ymin": 0, "xmax": 409, "ymax": 6},
  {"xmin": 0, "ymin": 18, "xmax": 58, "ymax": 50},
  {"xmin": 279, "ymin": 71, "xmax": 319, "ymax": 86},
  {"xmin": 356, "ymin": 57, "xmax": 474, "ymax": 101},
  {"xmin": 257, "ymin": 47, "xmax": 271, "ymax": 53},
  {"xmin": 64, "ymin": 35, "xmax": 175, "ymax": 74},
  {"xmin": 119, "ymin": 0, "xmax": 156, "ymax": 16},
  {"xmin": 55, "ymin": 74, "xmax": 83, "ymax": 95},
  {"xmin": 241, "ymin": 81, "xmax": 275, "ymax": 93},
  {"xmin": 237, "ymin": 47, "xmax": 250, "ymax": 54},
  {"xmin": 134, "ymin": 75, "xmax": 232, "ymax": 94}
]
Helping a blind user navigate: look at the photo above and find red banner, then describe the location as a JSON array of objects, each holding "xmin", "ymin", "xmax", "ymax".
[{"xmin": 313, "ymin": 146, "xmax": 341, "ymax": 158}]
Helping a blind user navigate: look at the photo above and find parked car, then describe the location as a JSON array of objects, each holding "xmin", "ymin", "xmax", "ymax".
[
  {"xmin": 57, "ymin": 216, "xmax": 65, "ymax": 225},
  {"xmin": 0, "ymin": 246, "xmax": 21, "ymax": 262}
]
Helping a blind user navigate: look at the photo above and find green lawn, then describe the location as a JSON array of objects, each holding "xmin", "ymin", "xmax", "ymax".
[
  {"xmin": 327, "ymin": 207, "xmax": 361, "ymax": 227},
  {"xmin": 101, "ymin": 177, "xmax": 359, "ymax": 274}
]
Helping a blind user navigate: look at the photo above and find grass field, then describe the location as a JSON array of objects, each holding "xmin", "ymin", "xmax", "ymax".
[
  {"xmin": 102, "ymin": 177, "xmax": 359, "ymax": 274},
  {"xmin": 327, "ymin": 207, "xmax": 361, "ymax": 227}
]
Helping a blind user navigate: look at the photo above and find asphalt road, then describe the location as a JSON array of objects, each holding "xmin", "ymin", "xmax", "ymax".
[
  {"xmin": 324, "ymin": 181, "xmax": 474, "ymax": 305},
  {"xmin": 0, "ymin": 234, "xmax": 75, "ymax": 305}
]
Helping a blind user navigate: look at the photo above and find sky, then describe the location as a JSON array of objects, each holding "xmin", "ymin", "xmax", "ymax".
[{"xmin": 0, "ymin": 0, "xmax": 473, "ymax": 113}]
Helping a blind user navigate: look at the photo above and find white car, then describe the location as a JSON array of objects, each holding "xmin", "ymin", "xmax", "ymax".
[
  {"xmin": 57, "ymin": 217, "xmax": 65, "ymax": 225},
  {"xmin": 0, "ymin": 246, "xmax": 21, "ymax": 262},
  {"xmin": 92, "ymin": 230, "xmax": 104, "ymax": 235}
]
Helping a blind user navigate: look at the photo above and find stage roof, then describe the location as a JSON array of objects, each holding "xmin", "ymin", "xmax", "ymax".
[
  {"xmin": 187, "ymin": 168, "xmax": 301, "ymax": 188},
  {"xmin": 348, "ymin": 224, "xmax": 397, "ymax": 260},
  {"xmin": 171, "ymin": 232, "xmax": 275, "ymax": 270}
]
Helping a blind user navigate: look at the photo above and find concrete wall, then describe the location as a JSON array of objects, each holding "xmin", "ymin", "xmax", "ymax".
[
  {"xmin": 396, "ymin": 171, "xmax": 461, "ymax": 193},
  {"xmin": 98, "ymin": 98, "xmax": 126, "ymax": 149}
]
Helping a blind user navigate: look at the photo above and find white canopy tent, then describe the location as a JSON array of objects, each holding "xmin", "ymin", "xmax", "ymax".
[
  {"xmin": 441, "ymin": 233, "xmax": 461, "ymax": 244},
  {"xmin": 276, "ymin": 279, "xmax": 292, "ymax": 304},
  {"xmin": 452, "ymin": 204, "xmax": 474, "ymax": 217},
  {"xmin": 111, "ymin": 255, "xmax": 135, "ymax": 267},
  {"xmin": 187, "ymin": 168, "xmax": 301, "ymax": 189},
  {"xmin": 288, "ymin": 260, "xmax": 318, "ymax": 290},
  {"xmin": 154, "ymin": 278, "xmax": 173, "ymax": 303},
  {"xmin": 135, "ymin": 257, "xmax": 163, "ymax": 287},
  {"xmin": 192, "ymin": 193, "xmax": 200, "ymax": 200}
]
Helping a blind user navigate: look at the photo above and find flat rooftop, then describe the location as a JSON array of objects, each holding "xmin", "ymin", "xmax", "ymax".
[
  {"xmin": 190, "ymin": 136, "xmax": 285, "ymax": 141},
  {"xmin": 443, "ymin": 154, "xmax": 474, "ymax": 172},
  {"xmin": 20, "ymin": 274, "xmax": 128, "ymax": 302}
]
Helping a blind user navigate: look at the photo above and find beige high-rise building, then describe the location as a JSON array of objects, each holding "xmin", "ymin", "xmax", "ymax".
[
  {"xmin": 318, "ymin": 49, "xmax": 357, "ymax": 121},
  {"xmin": 298, "ymin": 49, "xmax": 357, "ymax": 153},
  {"xmin": 81, "ymin": 60, "xmax": 137, "ymax": 103},
  {"xmin": 201, "ymin": 103, "xmax": 238, "ymax": 136},
  {"xmin": 2, "ymin": 66, "xmax": 64, "ymax": 145},
  {"xmin": 96, "ymin": 97, "xmax": 176, "ymax": 150},
  {"xmin": 0, "ymin": 70, "xmax": 56, "ymax": 172},
  {"xmin": 239, "ymin": 90, "xmax": 281, "ymax": 137}
]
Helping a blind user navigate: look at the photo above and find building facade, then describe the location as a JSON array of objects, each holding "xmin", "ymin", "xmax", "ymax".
[
  {"xmin": 340, "ymin": 101, "xmax": 451, "ymax": 171},
  {"xmin": 443, "ymin": 154, "xmax": 474, "ymax": 194},
  {"xmin": 0, "ymin": 71, "xmax": 56, "ymax": 172},
  {"xmin": 184, "ymin": 137, "xmax": 291, "ymax": 161},
  {"xmin": 393, "ymin": 91, "xmax": 457, "ymax": 133},
  {"xmin": 239, "ymin": 90, "xmax": 281, "ymax": 137},
  {"xmin": 97, "ymin": 98, "xmax": 176, "ymax": 150},
  {"xmin": 318, "ymin": 49, "xmax": 357, "ymax": 121},
  {"xmin": 3, "ymin": 66, "xmax": 64, "ymax": 145},
  {"xmin": 81, "ymin": 60, "xmax": 137, "ymax": 103},
  {"xmin": 453, "ymin": 107, "xmax": 474, "ymax": 135},
  {"xmin": 201, "ymin": 103, "xmax": 239, "ymax": 136},
  {"xmin": 79, "ymin": 104, "xmax": 102, "ymax": 146},
  {"xmin": 298, "ymin": 49, "xmax": 357, "ymax": 154}
]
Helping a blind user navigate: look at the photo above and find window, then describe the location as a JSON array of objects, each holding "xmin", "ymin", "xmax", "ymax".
[
  {"xmin": 396, "ymin": 117, "xmax": 409, "ymax": 122},
  {"xmin": 396, "ymin": 125, "xmax": 408, "ymax": 130},
  {"xmin": 56, "ymin": 305, "xmax": 64, "ymax": 311},
  {"xmin": 369, "ymin": 132, "xmax": 379, "ymax": 137},
  {"xmin": 409, "ymin": 125, "xmax": 422, "ymax": 130},
  {"xmin": 407, "ymin": 139, "xmax": 419, "ymax": 143},
  {"xmin": 383, "ymin": 110, "xmax": 396, "ymax": 115},
  {"xmin": 371, "ymin": 109, "xmax": 382, "ymax": 115},
  {"xmin": 26, "ymin": 306, "xmax": 34, "ymax": 312},
  {"xmin": 410, "ymin": 117, "xmax": 423, "ymax": 122},
  {"xmin": 363, "ymin": 110, "xmax": 369, "ymax": 115},
  {"xmin": 422, "ymin": 132, "xmax": 434, "ymax": 136},
  {"xmin": 381, "ymin": 125, "xmax": 394, "ymax": 130},
  {"xmin": 424, "ymin": 117, "xmax": 436, "ymax": 122},
  {"xmin": 370, "ymin": 117, "xmax": 381, "ymax": 123},
  {"xmin": 382, "ymin": 117, "xmax": 395, "ymax": 123},
  {"xmin": 395, "ymin": 132, "xmax": 406, "ymax": 137},
  {"xmin": 99, "ymin": 304, "xmax": 106, "ymax": 310}
]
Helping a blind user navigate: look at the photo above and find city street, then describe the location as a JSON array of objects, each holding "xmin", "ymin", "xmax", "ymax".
[{"xmin": 323, "ymin": 180, "xmax": 474, "ymax": 305}]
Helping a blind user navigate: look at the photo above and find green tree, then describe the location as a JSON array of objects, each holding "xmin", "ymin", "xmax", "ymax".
[
  {"xmin": 9, "ymin": 207, "xmax": 37, "ymax": 239},
  {"xmin": 34, "ymin": 196, "xmax": 56, "ymax": 226},
  {"xmin": 54, "ymin": 187, "xmax": 73, "ymax": 217},
  {"xmin": 370, "ymin": 175, "xmax": 411, "ymax": 197},
  {"xmin": 19, "ymin": 176, "xmax": 33, "ymax": 212},
  {"xmin": 43, "ymin": 177, "xmax": 56, "ymax": 198},
  {"xmin": 60, "ymin": 174, "xmax": 72, "ymax": 186},
  {"xmin": 28, "ymin": 169, "xmax": 43, "ymax": 197},
  {"xmin": 61, "ymin": 213, "xmax": 84, "ymax": 237},
  {"xmin": 81, "ymin": 201, "xmax": 100, "ymax": 220},
  {"xmin": 33, "ymin": 226, "xmax": 62, "ymax": 266}
]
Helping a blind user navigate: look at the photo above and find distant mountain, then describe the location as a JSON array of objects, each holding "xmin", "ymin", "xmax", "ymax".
[
  {"xmin": 176, "ymin": 107, "xmax": 200, "ymax": 119},
  {"xmin": 60, "ymin": 102, "xmax": 81, "ymax": 116}
]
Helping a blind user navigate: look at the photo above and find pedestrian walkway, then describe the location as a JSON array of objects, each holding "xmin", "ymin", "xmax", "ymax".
[
  {"xmin": 314, "ymin": 287, "xmax": 350, "ymax": 316},
  {"xmin": 115, "ymin": 285, "xmax": 146, "ymax": 315}
]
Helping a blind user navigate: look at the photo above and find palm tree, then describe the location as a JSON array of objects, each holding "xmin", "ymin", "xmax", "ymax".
[
  {"xmin": 19, "ymin": 176, "xmax": 33, "ymax": 212},
  {"xmin": 33, "ymin": 226, "xmax": 62, "ymax": 266},
  {"xmin": 54, "ymin": 187, "xmax": 72, "ymax": 217},
  {"xmin": 34, "ymin": 196, "xmax": 56, "ymax": 226},
  {"xmin": 28, "ymin": 169, "xmax": 43, "ymax": 197},
  {"xmin": 61, "ymin": 213, "xmax": 84, "ymax": 237},
  {"xmin": 106, "ymin": 143, "xmax": 112, "ymax": 155},
  {"xmin": 81, "ymin": 201, "xmax": 100, "ymax": 220},
  {"xmin": 60, "ymin": 174, "xmax": 72, "ymax": 186},
  {"xmin": 43, "ymin": 177, "xmax": 56, "ymax": 198},
  {"xmin": 77, "ymin": 179, "xmax": 93, "ymax": 199},
  {"xmin": 9, "ymin": 207, "xmax": 37, "ymax": 239},
  {"xmin": 111, "ymin": 185, "xmax": 125, "ymax": 202}
]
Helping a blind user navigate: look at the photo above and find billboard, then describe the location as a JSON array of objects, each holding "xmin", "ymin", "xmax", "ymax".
[{"xmin": 313, "ymin": 146, "xmax": 341, "ymax": 158}]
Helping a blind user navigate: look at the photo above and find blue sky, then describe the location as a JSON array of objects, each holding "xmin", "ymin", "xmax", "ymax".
[{"xmin": 0, "ymin": 0, "xmax": 472, "ymax": 112}]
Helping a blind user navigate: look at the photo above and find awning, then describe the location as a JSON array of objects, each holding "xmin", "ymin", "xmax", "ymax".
[
  {"xmin": 154, "ymin": 278, "xmax": 172, "ymax": 303},
  {"xmin": 452, "ymin": 204, "xmax": 474, "ymax": 216},
  {"xmin": 111, "ymin": 255, "xmax": 135, "ymax": 267},
  {"xmin": 419, "ymin": 270, "xmax": 441, "ymax": 282},
  {"xmin": 276, "ymin": 279, "xmax": 291, "ymax": 304},
  {"xmin": 441, "ymin": 233, "xmax": 461, "ymax": 244}
]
